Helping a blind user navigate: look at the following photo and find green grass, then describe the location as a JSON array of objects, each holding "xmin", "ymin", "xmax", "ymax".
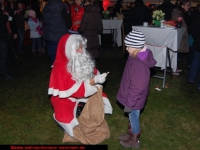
[{"xmin": 0, "ymin": 46, "xmax": 200, "ymax": 150}]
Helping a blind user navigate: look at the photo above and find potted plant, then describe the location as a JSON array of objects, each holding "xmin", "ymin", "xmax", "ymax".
[
  {"xmin": 152, "ymin": 10, "xmax": 165, "ymax": 27},
  {"xmin": 102, "ymin": 10, "xmax": 110, "ymax": 19}
]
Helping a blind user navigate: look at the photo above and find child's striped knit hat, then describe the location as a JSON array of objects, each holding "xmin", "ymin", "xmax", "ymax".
[{"xmin": 124, "ymin": 29, "xmax": 145, "ymax": 48}]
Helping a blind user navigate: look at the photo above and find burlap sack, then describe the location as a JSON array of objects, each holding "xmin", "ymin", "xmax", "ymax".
[{"xmin": 62, "ymin": 87, "xmax": 110, "ymax": 144}]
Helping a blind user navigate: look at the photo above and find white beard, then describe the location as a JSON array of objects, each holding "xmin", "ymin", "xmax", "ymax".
[{"xmin": 67, "ymin": 50, "xmax": 95, "ymax": 82}]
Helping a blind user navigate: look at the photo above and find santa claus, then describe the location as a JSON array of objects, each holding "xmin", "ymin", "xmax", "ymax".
[{"xmin": 48, "ymin": 34, "xmax": 112, "ymax": 138}]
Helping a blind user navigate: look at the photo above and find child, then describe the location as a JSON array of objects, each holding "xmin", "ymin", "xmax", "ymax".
[
  {"xmin": 27, "ymin": 9, "xmax": 44, "ymax": 57},
  {"xmin": 117, "ymin": 29, "xmax": 157, "ymax": 148}
]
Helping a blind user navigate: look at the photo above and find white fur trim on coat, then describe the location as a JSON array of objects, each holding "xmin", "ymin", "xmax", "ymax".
[
  {"xmin": 102, "ymin": 97, "xmax": 113, "ymax": 114},
  {"xmin": 53, "ymin": 113, "xmax": 79, "ymax": 137},
  {"xmin": 48, "ymin": 80, "xmax": 97, "ymax": 98}
]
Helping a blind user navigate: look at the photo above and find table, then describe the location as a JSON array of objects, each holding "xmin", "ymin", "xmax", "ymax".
[
  {"xmin": 99, "ymin": 19, "xmax": 123, "ymax": 49},
  {"xmin": 132, "ymin": 26, "xmax": 185, "ymax": 88}
]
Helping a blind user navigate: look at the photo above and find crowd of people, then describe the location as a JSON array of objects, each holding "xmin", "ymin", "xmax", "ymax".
[{"xmin": 1, "ymin": 0, "xmax": 200, "ymax": 148}]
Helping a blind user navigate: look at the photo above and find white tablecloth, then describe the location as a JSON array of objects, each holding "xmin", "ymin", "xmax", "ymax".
[
  {"xmin": 132, "ymin": 26, "xmax": 185, "ymax": 72},
  {"xmin": 99, "ymin": 19, "xmax": 123, "ymax": 47}
]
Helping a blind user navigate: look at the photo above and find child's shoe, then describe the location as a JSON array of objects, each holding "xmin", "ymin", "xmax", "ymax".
[
  {"xmin": 119, "ymin": 123, "xmax": 131, "ymax": 140},
  {"xmin": 172, "ymin": 72, "xmax": 179, "ymax": 76},
  {"xmin": 176, "ymin": 69, "xmax": 182, "ymax": 73},
  {"xmin": 120, "ymin": 132, "xmax": 140, "ymax": 148}
]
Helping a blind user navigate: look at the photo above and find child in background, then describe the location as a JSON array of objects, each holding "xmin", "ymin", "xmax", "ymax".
[
  {"xmin": 27, "ymin": 9, "xmax": 44, "ymax": 57},
  {"xmin": 117, "ymin": 29, "xmax": 157, "ymax": 148}
]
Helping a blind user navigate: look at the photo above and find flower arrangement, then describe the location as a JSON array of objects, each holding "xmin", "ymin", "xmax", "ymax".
[
  {"xmin": 102, "ymin": 10, "xmax": 110, "ymax": 15},
  {"xmin": 152, "ymin": 10, "xmax": 165, "ymax": 22},
  {"xmin": 102, "ymin": 10, "xmax": 110, "ymax": 19}
]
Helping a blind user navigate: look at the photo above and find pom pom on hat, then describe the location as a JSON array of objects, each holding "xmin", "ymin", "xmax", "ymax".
[
  {"xmin": 28, "ymin": 9, "xmax": 35, "ymax": 17},
  {"xmin": 124, "ymin": 29, "xmax": 145, "ymax": 48}
]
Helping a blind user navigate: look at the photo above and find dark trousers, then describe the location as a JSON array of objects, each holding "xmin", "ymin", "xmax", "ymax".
[
  {"xmin": 17, "ymin": 28, "xmax": 25, "ymax": 54},
  {"xmin": 32, "ymin": 38, "xmax": 42, "ymax": 51},
  {"xmin": 0, "ymin": 41, "xmax": 8, "ymax": 75},
  {"xmin": 188, "ymin": 50, "xmax": 200, "ymax": 89},
  {"xmin": 46, "ymin": 40, "xmax": 59, "ymax": 66},
  {"xmin": 7, "ymin": 36, "xmax": 17, "ymax": 67}
]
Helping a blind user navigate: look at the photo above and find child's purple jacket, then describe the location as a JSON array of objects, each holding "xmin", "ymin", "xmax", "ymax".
[{"xmin": 117, "ymin": 49, "xmax": 157, "ymax": 110}]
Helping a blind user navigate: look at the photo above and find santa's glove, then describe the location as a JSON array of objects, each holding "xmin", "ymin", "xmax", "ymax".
[{"xmin": 94, "ymin": 73, "xmax": 107, "ymax": 84}]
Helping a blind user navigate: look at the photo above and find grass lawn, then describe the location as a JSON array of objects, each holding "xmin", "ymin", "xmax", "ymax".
[{"xmin": 0, "ymin": 45, "xmax": 200, "ymax": 150}]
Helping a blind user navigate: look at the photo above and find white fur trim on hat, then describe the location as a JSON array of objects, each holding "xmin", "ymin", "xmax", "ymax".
[
  {"xmin": 65, "ymin": 34, "xmax": 82, "ymax": 59},
  {"xmin": 125, "ymin": 28, "xmax": 145, "ymax": 48}
]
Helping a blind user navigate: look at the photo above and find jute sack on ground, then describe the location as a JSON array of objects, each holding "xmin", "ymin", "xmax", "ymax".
[{"xmin": 62, "ymin": 87, "xmax": 110, "ymax": 144}]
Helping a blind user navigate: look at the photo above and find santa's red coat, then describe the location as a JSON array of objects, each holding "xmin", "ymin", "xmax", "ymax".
[{"xmin": 48, "ymin": 34, "xmax": 112, "ymax": 137}]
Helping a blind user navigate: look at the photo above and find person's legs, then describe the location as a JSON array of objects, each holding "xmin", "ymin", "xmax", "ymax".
[
  {"xmin": 120, "ymin": 109, "xmax": 140, "ymax": 148},
  {"xmin": 37, "ymin": 38, "xmax": 43, "ymax": 55},
  {"xmin": 187, "ymin": 47, "xmax": 194, "ymax": 68},
  {"xmin": 188, "ymin": 50, "xmax": 200, "ymax": 83},
  {"xmin": 17, "ymin": 28, "xmax": 25, "ymax": 54},
  {"xmin": 31, "ymin": 38, "xmax": 37, "ymax": 57},
  {"xmin": 129, "ymin": 110, "xmax": 140, "ymax": 134},
  {"xmin": 46, "ymin": 40, "xmax": 59, "ymax": 65},
  {"xmin": 0, "ymin": 42, "xmax": 8, "ymax": 76},
  {"xmin": 7, "ymin": 37, "xmax": 17, "ymax": 67},
  {"xmin": 0, "ymin": 42, "xmax": 14, "ymax": 80}
]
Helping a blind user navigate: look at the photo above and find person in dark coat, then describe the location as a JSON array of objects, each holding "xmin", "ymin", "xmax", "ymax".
[
  {"xmin": 78, "ymin": 0, "xmax": 103, "ymax": 60},
  {"xmin": 6, "ymin": 1, "xmax": 18, "ymax": 68},
  {"xmin": 112, "ymin": 0, "xmax": 123, "ymax": 17},
  {"xmin": 43, "ymin": 0, "xmax": 72, "ymax": 66},
  {"xmin": 187, "ymin": 10, "xmax": 200, "ymax": 90},
  {"xmin": 0, "ymin": 4, "xmax": 14, "ymax": 80},
  {"xmin": 14, "ymin": 1, "xmax": 26, "ymax": 55},
  {"xmin": 128, "ymin": 0, "xmax": 151, "ymax": 26},
  {"xmin": 156, "ymin": 0, "xmax": 176, "ymax": 20}
]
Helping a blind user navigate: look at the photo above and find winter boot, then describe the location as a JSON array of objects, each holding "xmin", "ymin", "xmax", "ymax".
[
  {"xmin": 120, "ymin": 131, "xmax": 140, "ymax": 148},
  {"xmin": 118, "ymin": 123, "xmax": 131, "ymax": 140}
]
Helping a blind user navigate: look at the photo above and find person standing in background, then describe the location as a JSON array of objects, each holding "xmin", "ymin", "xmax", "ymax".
[
  {"xmin": 187, "ymin": 5, "xmax": 200, "ymax": 90},
  {"xmin": 128, "ymin": 0, "xmax": 151, "ymax": 26},
  {"xmin": 156, "ymin": 0, "xmax": 176, "ymax": 20},
  {"xmin": 14, "ymin": 1, "xmax": 26, "ymax": 55},
  {"xmin": 112, "ymin": 0, "xmax": 123, "ymax": 17},
  {"xmin": 64, "ymin": 1, "xmax": 71, "ymax": 14},
  {"xmin": 171, "ymin": 0, "xmax": 190, "ymax": 75},
  {"xmin": 0, "ymin": 3, "xmax": 15, "ymax": 80},
  {"xmin": 27, "ymin": 9, "xmax": 43, "ymax": 57},
  {"xmin": 69, "ymin": 0, "xmax": 84, "ymax": 33},
  {"xmin": 43, "ymin": 0, "xmax": 72, "ymax": 66},
  {"xmin": 6, "ymin": 0, "xmax": 18, "ymax": 68},
  {"xmin": 78, "ymin": 0, "xmax": 103, "ymax": 61}
]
